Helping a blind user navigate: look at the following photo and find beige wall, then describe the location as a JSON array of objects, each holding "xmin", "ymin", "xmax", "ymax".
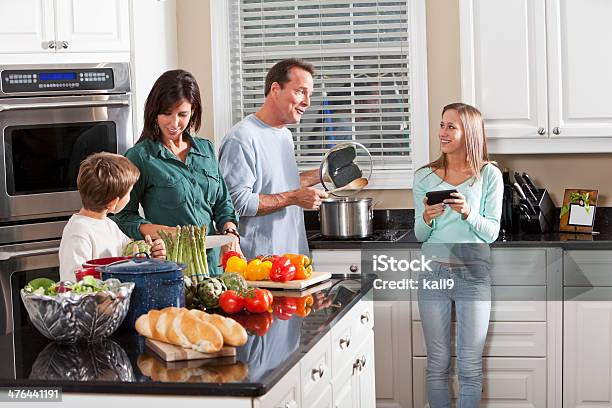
[{"xmin": 177, "ymin": 0, "xmax": 612, "ymax": 208}]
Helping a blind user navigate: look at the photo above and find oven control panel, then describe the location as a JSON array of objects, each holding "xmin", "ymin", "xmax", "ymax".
[{"xmin": 1, "ymin": 68, "xmax": 114, "ymax": 93}]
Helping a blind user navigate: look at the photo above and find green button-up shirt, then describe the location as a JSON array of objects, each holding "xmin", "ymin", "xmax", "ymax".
[{"xmin": 113, "ymin": 134, "xmax": 238, "ymax": 275}]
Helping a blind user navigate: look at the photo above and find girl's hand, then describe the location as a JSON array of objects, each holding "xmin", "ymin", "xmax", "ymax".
[
  {"xmin": 444, "ymin": 192, "xmax": 471, "ymax": 219},
  {"xmin": 422, "ymin": 197, "xmax": 445, "ymax": 226}
]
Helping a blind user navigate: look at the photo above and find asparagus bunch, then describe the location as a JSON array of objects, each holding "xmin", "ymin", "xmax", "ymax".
[{"xmin": 158, "ymin": 225, "xmax": 209, "ymax": 285}]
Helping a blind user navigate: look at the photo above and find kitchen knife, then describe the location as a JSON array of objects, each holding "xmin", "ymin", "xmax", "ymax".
[
  {"xmin": 513, "ymin": 183, "xmax": 536, "ymax": 215},
  {"xmin": 514, "ymin": 172, "xmax": 538, "ymax": 203},
  {"xmin": 522, "ymin": 172, "xmax": 539, "ymax": 193},
  {"xmin": 518, "ymin": 203, "xmax": 532, "ymax": 221}
]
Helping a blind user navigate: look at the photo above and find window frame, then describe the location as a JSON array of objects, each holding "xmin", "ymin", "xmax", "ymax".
[{"xmin": 210, "ymin": 0, "xmax": 429, "ymax": 189}]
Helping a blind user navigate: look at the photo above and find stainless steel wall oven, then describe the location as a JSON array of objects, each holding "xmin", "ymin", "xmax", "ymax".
[{"xmin": 0, "ymin": 62, "xmax": 132, "ymax": 335}]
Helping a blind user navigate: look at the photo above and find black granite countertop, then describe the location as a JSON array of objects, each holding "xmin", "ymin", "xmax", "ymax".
[
  {"xmin": 0, "ymin": 277, "xmax": 374, "ymax": 397},
  {"xmin": 306, "ymin": 208, "xmax": 612, "ymax": 250}
]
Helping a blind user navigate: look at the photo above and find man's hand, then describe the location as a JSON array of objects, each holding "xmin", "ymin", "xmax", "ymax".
[{"xmin": 292, "ymin": 187, "xmax": 328, "ymax": 210}]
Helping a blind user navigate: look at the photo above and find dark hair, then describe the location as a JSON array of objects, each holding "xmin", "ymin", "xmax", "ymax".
[
  {"xmin": 264, "ymin": 58, "xmax": 315, "ymax": 97},
  {"xmin": 77, "ymin": 152, "xmax": 140, "ymax": 212},
  {"xmin": 139, "ymin": 69, "xmax": 202, "ymax": 143}
]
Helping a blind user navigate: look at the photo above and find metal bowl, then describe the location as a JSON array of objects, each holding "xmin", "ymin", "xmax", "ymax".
[{"xmin": 20, "ymin": 279, "xmax": 135, "ymax": 343}]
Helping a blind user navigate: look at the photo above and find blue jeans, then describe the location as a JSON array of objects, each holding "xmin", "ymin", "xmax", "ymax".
[{"xmin": 417, "ymin": 262, "xmax": 491, "ymax": 408}]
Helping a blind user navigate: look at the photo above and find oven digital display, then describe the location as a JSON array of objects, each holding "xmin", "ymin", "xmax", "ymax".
[{"xmin": 39, "ymin": 72, "xmax": 77, "ymax": 81}]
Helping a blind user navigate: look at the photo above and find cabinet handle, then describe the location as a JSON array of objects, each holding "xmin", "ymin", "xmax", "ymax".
[
  {"xmin": 339, "ymin": 336, "xmax": 351, "ymax": 349},
  {"xmin": 537, "ymin": 127, "xmax": 546, "ymax": 135},
  {"xmin": 352, "ymin": 359, "xmax": 362, "ymax": 374},
  {"xmin": 349, "ymin": 264, "xmax": 359, "ymax": 273},
  {"xmin": 61, "ymin": 41, "xmax": 69, "ymax": 49},
  {"xmin": 284, "ymin": 400, "xmax": 297, "ymax": 408},
  {"xmin": 360, "ymin": 311, "xmax": 370, "ymax": 324},
  {"xmin": 552, "ymin": 127, "xmax": 561, "ymax": 135},
  {"xmin": 47, "ymin": 41, "xmax": 56, "ymax": 49},
  {"xmin": 311, "ymin": 364, "xmax": 325, "ymax": 381},
  {"xmin": 360, "ymin": 355, "xmax": 367, "ymax": 369}
]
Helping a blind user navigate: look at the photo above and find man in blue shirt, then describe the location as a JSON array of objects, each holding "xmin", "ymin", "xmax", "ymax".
[{"xmin": 219, "ymin": 59, "xmax": 328, "ymax": 259}]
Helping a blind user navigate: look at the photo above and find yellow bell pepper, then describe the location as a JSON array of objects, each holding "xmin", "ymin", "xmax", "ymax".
[{"xmin": 245, "ymin": 259, "xmax": 272, "ymax": 281}]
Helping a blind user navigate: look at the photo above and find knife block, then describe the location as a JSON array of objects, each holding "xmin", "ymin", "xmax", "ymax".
[{"xmin": 519, "ymin": 189, "xmax": 556, "ymax": 233}]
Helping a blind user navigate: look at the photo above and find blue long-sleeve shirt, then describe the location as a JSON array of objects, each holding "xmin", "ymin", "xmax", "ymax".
[{"xmin": 218, "ymin": 114, "xmax": 309, "ymax": 259}]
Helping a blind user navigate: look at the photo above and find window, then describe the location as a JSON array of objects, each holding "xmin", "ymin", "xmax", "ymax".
[{"xmin": 215, "ymin": 0, "xmax": 428, "ymax": 188}]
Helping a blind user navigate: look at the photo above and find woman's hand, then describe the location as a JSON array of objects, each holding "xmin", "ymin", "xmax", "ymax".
[
  {"xmin": 422, "ymin": 197, "xmax": 445, "ymax": 226},
  {"xmin": 219, "ymin": 236, "xmax": 243, "ymax": 265},
  {"xmin": 145, "ymin": 234, "xmax": 167, "ymax": 259},
  {"xmin": 444, "ymin": 191, "xmax": 471, "ymax": 219}
]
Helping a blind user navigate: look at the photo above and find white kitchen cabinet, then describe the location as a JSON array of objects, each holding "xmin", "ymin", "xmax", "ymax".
[
  {"xmin": 0, "ymin": 0, "xmax": 129, "ymax": 53},
  {"xmin": 311, "ymin": 249, "xmax": 362, "ymax": 277},
  {"xmin": 253, "ymin": 364, "xmax": 300, "ymax": 408},
  {"xmin": 374, "ymin": 301, "xmax": 412, "ymax": 408},
  {"xmin": 354, "ymin": 333, "xmax": 376, "ymax": 408},
  {"xmin": 413, "ymin": 357, "xmax": 546, "ymax": 408},
  {"xmin": 460, "ymin": 0, "xmax": 612, "ymax": 153},
  {"xmin": 564, "ymin": 290, "xmax": 612, "ymax": 407}
]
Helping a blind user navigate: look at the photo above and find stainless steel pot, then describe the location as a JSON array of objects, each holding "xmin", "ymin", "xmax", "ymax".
[{"xmin": 319, "ymin": 197, "xmax": 373, "ymax": 238}]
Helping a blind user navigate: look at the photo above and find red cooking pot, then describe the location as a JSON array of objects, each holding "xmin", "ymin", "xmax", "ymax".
[{"xmin": 78, "ymin": 256, "xmax": 132, "ymax": 281}]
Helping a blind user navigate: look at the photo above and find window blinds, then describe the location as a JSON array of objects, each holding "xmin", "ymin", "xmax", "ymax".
[{"xmin": 230, "ymin": 0, "xmax": 411, "ymax": 171}]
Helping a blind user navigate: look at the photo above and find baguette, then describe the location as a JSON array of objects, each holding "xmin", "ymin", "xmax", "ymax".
[
  {"xmin": 135, "ymin": 308, "xmax": 224, "ymax": 353},
  {"xmin": 189, "ymin": 309, "xmax": 248, "ymax": 347}
]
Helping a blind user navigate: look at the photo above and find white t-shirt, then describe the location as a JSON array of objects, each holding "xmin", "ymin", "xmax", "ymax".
[{"xmin": 59, "ymin": 214, "xmax": 132, "ymax": 282}]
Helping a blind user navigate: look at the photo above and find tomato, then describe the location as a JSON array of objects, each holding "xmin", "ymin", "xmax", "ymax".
[
  {"xmin": 221, "ymin": 251, "xmax": 243, "ymax": 269},
  {"xmin": 269, "ymin": 256, "xmax": 296, "ymax": 282},
  {"xmin": 283, "ymin": 254, "xmax": 313, "ymax": 280},
  {"xmin": 225, "ymin": 256, "xmax": 247, "ymax": 275},
  {"xmin": 244, "ymin": 288, "xmax": 273, "ymax": 313},
  {"xmin": 260, "ymin": 288, "xmax": 274, "ymax": 305},
  {"xmin": 273, "ymin": 297, "xmax": 298, "ymax": 320},
  {"xmin": 219, "ymin": 290, "xmax": 245, "ymax": 314},
  {"xmin": 233, "ymin": 312, "xmax": 274, "ymax": 336}
]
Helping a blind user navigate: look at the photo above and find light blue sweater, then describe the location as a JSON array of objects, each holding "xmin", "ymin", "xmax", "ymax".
[
  {"xmin": 218, "ymin": 114, "xmax": 309, "ymax": 260},
  {"xmin": 413, "ymin": 162, "xmax": 503, "ymax": 244}
]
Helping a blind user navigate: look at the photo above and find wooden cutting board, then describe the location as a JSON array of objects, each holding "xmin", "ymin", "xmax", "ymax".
[
  {"xmin": 245, "ymin": 271, "xmax": 332, "ymax": 290},
  {"xmin": 146, "ymin": 338, "xmax": 236, "ymax": 362}
]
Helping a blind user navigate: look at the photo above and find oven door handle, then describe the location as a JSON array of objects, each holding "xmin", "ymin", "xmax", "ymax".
[
  {"xmin": 0, "ymin": 99, "xmax": 129, "ymax": 112},
  {"xmin": 0, "ymin": 247, "xmax": 60, "ymax": 261}
]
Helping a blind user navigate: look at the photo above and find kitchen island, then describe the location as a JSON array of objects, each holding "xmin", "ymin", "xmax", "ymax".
[{"xmin": 0, "ymin": 277, "xmax": 376, "ymax": 407}]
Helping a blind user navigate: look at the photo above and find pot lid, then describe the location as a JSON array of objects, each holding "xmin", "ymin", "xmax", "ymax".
[
  {"xmin": 97, "ymin": 256, "xmax": 186, "ymax": 274},
  {"xmin": 319, "ymin": 142, "xmax": 373, "ymax": 197}
]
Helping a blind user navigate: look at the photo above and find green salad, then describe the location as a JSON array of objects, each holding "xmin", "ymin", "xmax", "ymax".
[{"xmin": 23, "ymin": 276, "xmax": 109, "ymax": 296}]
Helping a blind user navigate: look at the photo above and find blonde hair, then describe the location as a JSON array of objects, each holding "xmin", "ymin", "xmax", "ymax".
[
  {"xmin": 77, "ymin": 152, "xmax": 140, "ymax": 212},
  {"xmin": 422, "ymin": 102, "xmax": 493, "ymax": 182}
]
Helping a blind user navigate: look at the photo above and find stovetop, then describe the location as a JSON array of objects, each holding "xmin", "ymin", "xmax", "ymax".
[{"xmin": 307, "ymin": 229, "xmax": 411, "ymax": 242}]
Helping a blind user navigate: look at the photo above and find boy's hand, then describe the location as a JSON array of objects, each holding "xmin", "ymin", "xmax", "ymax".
[{"xmin": 145, "ymin": 234, "xmax": 167, "ymax": 259}]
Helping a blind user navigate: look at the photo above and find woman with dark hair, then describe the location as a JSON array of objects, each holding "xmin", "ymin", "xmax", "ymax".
[{"xmin": 113, "ymin": 69, "xmax": 240, "ymax": 275}]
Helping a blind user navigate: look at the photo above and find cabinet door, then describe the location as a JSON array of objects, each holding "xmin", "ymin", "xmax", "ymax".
[
  {"xmin": 564, "ymin": 295, "xmax": 612, "ymax": 407},
  {"xmin": 374, "ymin": 301, "xmax": 412, "ymax": 408},
  {"xmin": 253, "ymin": 364, "xmax": 300, "ymax": 408},
  {"xmin": 413, "ymin": 357, "xmax": 546, "ymax": 408},
  {"xmin": 332, "ymin": 363, "xmax": 356, "ymax": 408},
  {"xmin": 54, "ymin": 0, "xmax": 129, "ymax": 52},
  {"xmin": 0, "ymin": 0, "xmax": 55, "ymax": 53},
  {"xmin": 546, "ymin": 0, "xmax": 612, "ymax": 139},
  {"xmin": 357, "ymin": 333, "xmax": 376, "ymax": 408},
  {"xmin": 459, "ymin": 0, "xmax": 548, "ymax": 141}
]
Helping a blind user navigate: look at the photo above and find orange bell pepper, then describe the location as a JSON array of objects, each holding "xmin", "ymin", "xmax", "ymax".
[
  {"xmin": 295, "ymin": 294, "xmax": 314, "ymax": 317},
  {"xmin": 283, "ymin": 254, "xmax": 312, "ymax": 280}
]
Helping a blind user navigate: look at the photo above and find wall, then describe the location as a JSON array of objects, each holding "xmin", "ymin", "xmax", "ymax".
[
  {"xmin": 176, "ymin": 0, "xmax": 612, "ymax": 208},
  {"xmin": 130, "ymin": 0, "xmax": 179, "ymax": 138},
  {"xmin": 176, "ymin": 0, "xmax": 215, "ymax": 141}
]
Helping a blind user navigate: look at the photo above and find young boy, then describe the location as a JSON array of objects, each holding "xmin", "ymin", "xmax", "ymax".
[{"xmin": 59, "ymin": 152, "xmax": 166, "ymax": 281}]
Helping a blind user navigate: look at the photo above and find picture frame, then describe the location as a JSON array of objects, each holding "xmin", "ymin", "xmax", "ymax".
[{"xmin": 559, "ymin": 189, "xmax": 598, "ymax": 233}]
